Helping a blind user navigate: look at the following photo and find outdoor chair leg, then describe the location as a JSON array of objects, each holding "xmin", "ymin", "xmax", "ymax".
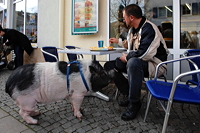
[
  {"xmin": 162, "ymin": 100, "xmax": 173, "ymax": 133},
  {"xmin": 144, "ymin": 92, "xmax": 152, "ymax": 122},
  {"xmin": 114, "ymin": 89, "xmax": 119, "ymax": 99}
]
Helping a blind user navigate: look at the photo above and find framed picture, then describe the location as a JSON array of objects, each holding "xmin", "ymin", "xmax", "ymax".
[{"xmin": 72, "ymin": 0, "xmax": 98, "ymax": 35}]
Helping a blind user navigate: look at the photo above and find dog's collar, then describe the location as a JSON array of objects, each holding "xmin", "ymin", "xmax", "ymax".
[{"xmin": 66, "ymin": 61, "xmax": 90, "ymax": 94}]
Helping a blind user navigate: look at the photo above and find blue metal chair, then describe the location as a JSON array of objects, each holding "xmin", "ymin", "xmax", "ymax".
[
  {"xmin": 183, "ymin": 49, "xmax": 200, "ymax": 85},
  {"xmin": 65, "ymin": 46, "xmax": 83, "ymax": 61},
  {"xmin": 41, "ymin": 46, "xmax": 59, "ymax": 62},
  {"xmin": 143, "ymin": 54, "xmax": 200, "ymax": 133}
]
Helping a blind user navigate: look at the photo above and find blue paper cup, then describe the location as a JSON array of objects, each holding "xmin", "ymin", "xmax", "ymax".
[{"xmin": 98, "ymin": 40, "xmax": 104, "ymax": 47}]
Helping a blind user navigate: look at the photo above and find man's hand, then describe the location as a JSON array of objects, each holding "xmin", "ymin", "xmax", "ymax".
[
  {"xmin": 109, "ymin": 38, "xmax": 119, "ymax": 44},
  {"xmin": 120, "ymin": 53, "xmax": 127, "ymax": 63}
]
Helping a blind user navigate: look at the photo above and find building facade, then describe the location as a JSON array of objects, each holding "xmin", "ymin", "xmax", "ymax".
[{"xmin": 0, "ymin": 0, "xmax": 200, "ymax": 80}]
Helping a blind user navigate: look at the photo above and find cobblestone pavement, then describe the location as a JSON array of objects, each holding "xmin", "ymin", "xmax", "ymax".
[{"xmin": 0, "ymin": 68, "xmax": 199, "ymax": 133}]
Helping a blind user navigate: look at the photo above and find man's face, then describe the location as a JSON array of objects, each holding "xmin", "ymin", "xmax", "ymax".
[
  {"xmin": 0, "ymin": 31, "xmax": 4, "ymax": 36},
  {"xmin": 123, "ymin": 11, "xmax": 131, "ymax": 27}
]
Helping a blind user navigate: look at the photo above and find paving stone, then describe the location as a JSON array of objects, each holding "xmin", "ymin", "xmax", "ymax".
[{"xmin": 0, "ymin": 68, "xmax": 199, "ymax": 132}]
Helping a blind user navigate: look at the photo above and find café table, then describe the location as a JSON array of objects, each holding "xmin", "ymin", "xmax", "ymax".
[
  {"xmin": 58, "ymin": 48, "xmax": 126, "ymax": 101},
  {"xmin": 58, "ymin": 48, "xmax": 125, "ymax": 61}
]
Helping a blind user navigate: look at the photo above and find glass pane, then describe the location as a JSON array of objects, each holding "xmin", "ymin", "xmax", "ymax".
[
  {"xmin": 158, "ymin": 7, "xmax": 166, "ymax": 17},
  {"xmin": 109, "ymin": 1, "xmax": 173, "ymax": 79},
  {"xmin": 0, "ymin": 0, "xmax": 7, "ymax": 28},
  {"xmin": 26, "ymin": 0, "xmax": 37, "ymax": 43},
  {"xmin": 180, "ymin": 0, "xmax": 200, "ymax": 49},
  {"xmin": 14, "ymin": 0, "xmax": 25, "ymax": 33},
  {"xmin": 109, "ymin": 0, "xmax": 136, "ymax": 47}
]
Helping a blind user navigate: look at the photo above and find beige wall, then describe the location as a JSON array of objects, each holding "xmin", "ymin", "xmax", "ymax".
[
  {"xmin": 37, "ymin": 0, "xmax": 108, "ymax": 61},
  {"xmin": 63, "ymin": 0, "xmax": 108, "ymax": 61}
]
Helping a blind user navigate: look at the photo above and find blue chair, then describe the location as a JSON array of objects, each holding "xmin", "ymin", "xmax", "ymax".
[
  {"xmin": 65, "ymin": 46, "xmax": 83, "ymax": 61},
  {"xmin": 143, "ymin": 54, "xmax": 200, "ymax": 133},
  {"xmin": 41, "ymin": 46, "xmax": 59, "ymax": 62},
  {"xmin": 183, "ymin": 49, "xmax": 200, "ymax": 85}
]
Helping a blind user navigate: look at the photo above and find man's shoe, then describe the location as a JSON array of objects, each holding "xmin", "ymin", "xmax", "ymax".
[
  {"xmin": 121, "ymin": 101, "xmax": 142, "ymax": 121},
  {"xmin": 118, "ymin": 99, "xmax": 129, "ymax": 107}
]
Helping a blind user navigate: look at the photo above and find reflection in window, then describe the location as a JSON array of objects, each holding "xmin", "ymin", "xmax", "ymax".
[
  {"xmin": 109, "ymin": 0, "xmax": 141, "ymax": 48},
  {"xmin": 181, "ymin": 0, "xmax": 200, "ymax": 49},
  {"xmin": 158, "ymin": 7, "xmax": 166, "ymax": 17},
  {"xmin": 0, "ymin": 0, "xmax": 7, "ymax": 28},
  {"xmin": 14, "ymin": 1, "xmax": 24, "ymax": 33},
  {"xmin": 26, "ymin": 0, "xmax": 37, "ymax": 43},
  {"xmin": 192, "ymin": 3, "xmax": 198, "ymax": 15},
  {"xmin": 182, "ymin": 3, "xmax": 191, "ymax": 15},
  {"xmin": 166, "ymin": 6, "xmax": 172, "ymax": 17},
  {"xmin": 13, "ymin": 0, "xmax": 38, "ymax": 43},
  {"xmin": 153, "ymin": 7, "xmax": 158, "ymax": 18}
]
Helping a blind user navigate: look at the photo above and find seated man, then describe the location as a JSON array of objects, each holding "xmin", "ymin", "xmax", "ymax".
[{"xmin": 104, "ymin": 4, "xmax": 168, "ymax": 121}]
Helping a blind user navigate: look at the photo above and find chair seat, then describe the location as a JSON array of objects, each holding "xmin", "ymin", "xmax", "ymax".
[{"xmin": 146, "ymin": 80, "xmax": 200, "ymax": 104}]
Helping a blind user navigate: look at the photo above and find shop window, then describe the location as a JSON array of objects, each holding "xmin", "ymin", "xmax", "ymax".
[
  {"xmin": 109, "ymin": 0, "xmax": 136, "ymax": 48},
  {"xmin": 0, "ymin": 0, "xmax": 7, "ymax": 28},
  {"xmin": 13, "ymin": 0, "xmax": 37, "ymax": 43}
]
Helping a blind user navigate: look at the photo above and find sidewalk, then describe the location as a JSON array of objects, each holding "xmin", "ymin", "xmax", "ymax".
[
  {"xmin": 0, "ymin": 68, "xmax": 199, "ymax": 133},
  {"xmin": 0, "ymin": 109, "xmax": 34, "ymax": 133}
]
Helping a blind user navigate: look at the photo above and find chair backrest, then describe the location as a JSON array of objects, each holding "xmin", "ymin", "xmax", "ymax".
[
  {"xmin": 184, "ymin": 49, "xmax": 200, "ymax": 84},
  {"xmin": 41, "ymin": 46, "xmax": 59, "ymax": 62},
  {"xmin": 65, "ymin": 46, "xmax": 83, "ymax": 62}
]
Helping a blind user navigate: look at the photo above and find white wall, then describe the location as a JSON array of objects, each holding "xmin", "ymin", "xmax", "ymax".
[{"xmin": 37, "ymin": 0, "xmax": 59, "ymax": 48}]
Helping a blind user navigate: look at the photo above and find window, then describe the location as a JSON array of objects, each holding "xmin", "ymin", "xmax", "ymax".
[
  {"xmin": 13, "ymin": 0, "xmax": 38, "ymax": 43},
  {"xmin": 158, "ymin": 7, "xmax": 166, "ymax": 17},
  {"xmin": 109, "ymin": 0, "xmax": 142, "ymax": 48},
  {"xmin": 0, "ymin": 0, "xmax": 7, "ymax": 28},
  {"xmin": 166, "ymin": 6, "xmax": 172, "ymax": 17},
  {"xmin": 153, "ymin": 7, "xmax": 158, "ymax": 18},
  {"xmin": 182, "ymin": 3, "xmax": 191, "ymax": 15},
  {"xmin": 192, "ymin": 3, "xmax": 198, "ymax": 15}
]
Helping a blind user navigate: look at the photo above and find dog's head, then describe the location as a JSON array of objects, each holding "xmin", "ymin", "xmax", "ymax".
[{"xmin": 89, "ymin": 61, "xmax": 115, "ymax": 92}]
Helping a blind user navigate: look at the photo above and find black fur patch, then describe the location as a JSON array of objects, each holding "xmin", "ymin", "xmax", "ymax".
[
  {"xmin": 5, "ymin": 63, "xmax": 35, "ymax": 96},
  {"xmin": 58, "ymin": 61, "xmax": 80, "ymax": 75}
]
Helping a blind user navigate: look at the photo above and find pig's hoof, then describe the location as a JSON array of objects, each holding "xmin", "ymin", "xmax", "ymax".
[
  {"xmin": 77, "ymin": 115, "xmax": 84, "ymax": 120},
  {"xmin": 28, "ymin": 120, "xmax": 40, "ymax": 125},
  {"xmin": 26, "ymin": 119, "xmax": 39, "ymax": 125},
  {"xmin": 30, "ymin": 111, "xmax": 41, "ymax": 117}
]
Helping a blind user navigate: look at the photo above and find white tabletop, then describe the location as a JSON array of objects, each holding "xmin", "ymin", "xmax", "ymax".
[{"xmin": 58, "ymin": 48, "xmax": 126, "ymax": 55}]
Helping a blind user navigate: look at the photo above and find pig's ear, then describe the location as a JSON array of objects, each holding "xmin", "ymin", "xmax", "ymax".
[{"xmin": 89, "ymin": 66, "xmax": 97, "ymax": 74}]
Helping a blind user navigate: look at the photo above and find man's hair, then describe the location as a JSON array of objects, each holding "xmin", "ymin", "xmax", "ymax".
[
  {"xmin": 0, "ymin": 25, "xmax": 3, "ymax": 31},
  {"xmin": 123, "ymin": 4, "xmax": 142, "ymax": 19}
]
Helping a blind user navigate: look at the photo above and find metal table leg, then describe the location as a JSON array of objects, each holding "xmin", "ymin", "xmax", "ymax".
[{"xmin": 86, "ymin": 91, "xmax": 109, "ymax": 101}]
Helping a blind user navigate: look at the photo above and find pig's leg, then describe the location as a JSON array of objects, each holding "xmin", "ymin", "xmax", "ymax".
[
  {"xmin": 70, "ymin": 95, "xmax": 84, "ymax": 119},
  {"xmin": 19, "ymin": 109, "xmax": 39, "ymax": 124},
  {"xmin": 16, "ymin": 97, "xmax": 39, "ymax": 124},
  {"xmin": 30, "ymin": 110, "xmax": 41, "ymax": 117}
]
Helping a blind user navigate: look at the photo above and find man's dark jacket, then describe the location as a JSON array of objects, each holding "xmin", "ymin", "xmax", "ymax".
[{"xmin": 2, "ymin": 29, "xmax": 33, "ymax": 55}]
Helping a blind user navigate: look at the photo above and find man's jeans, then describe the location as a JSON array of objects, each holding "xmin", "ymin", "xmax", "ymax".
[
  {"xmin": 14, "ymin": 46, "xmax": 24, "ymax": 68},
  {"xmin": 104, "ymin": 57, "xmax": 148, "ymax": 103}
]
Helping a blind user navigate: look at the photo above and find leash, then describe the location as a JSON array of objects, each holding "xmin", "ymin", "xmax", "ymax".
[{"xmin": 66, "ymin": 61, "xmax": 90, "ymax": 94}]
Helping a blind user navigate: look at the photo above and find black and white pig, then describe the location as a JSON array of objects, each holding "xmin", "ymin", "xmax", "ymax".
[{"xmin": 5, "ymin": 60, "xmax": 115, "ymax": 124}]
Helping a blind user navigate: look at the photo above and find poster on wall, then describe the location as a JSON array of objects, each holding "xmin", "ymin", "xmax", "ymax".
[{"xmin": 72, "ymin": 0, "xmax": 98, "ymax": 35}]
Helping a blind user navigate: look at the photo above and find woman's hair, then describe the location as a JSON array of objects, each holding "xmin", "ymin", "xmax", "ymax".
[{"xmin": 123, "ymin": 4, "xmax": 142, "ymax": 19}]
